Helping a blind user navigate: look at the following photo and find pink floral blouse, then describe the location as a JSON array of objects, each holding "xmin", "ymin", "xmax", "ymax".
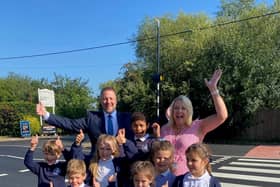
[{"xmin": 160, "ymin": 119, "xmax": 208, "ymax": 176}]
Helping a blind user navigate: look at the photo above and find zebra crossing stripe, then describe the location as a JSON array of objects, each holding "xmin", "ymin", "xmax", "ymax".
[
  {"xmin": 220, "ymin": 182, "xmax": 261, "ymax": 187},
  {"xmin": 219, "ymin": 166, "xmax": 280, "ymax": 174},
  {"xmin": 230, "ymin": 161, "xmax": 280, "ymax": 168},
  {"xmin": 0, "ymin": 173, "xmax": 8, "ymax": 177},
  {"xmin": 238, "ymin": 158, "xmax": 280, "ymax": 163},
  {"xmin": 212, "ymin": 172, "xmax": 280, "ymax": 183}
]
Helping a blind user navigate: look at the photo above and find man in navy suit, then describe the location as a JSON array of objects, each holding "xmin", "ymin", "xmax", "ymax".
[{"xmin": 36, "ymin": 87, "xmax": 133, "ymax": 154}]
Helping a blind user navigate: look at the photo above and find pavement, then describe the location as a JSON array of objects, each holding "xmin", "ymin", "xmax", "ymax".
[
  {"xmin": 244, "ymin": 145, "xmax": 280, "ymax": 159},
  {"xmin": 208, "ymin": 143, "xmax": 280, "ymax": 159}
]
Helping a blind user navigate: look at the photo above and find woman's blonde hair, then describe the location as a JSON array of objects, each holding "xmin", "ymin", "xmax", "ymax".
[
  {"xmin": 169, "ymin": 95, "xmax": 193, "ymax": 127},
  {"xmin": 67, "ymin": 159, "xmax": 86, "ymax": 177},
  {"xmin": 131, "ymin": 161, "xmax": 156, "ymax": 187},
  {"xmin": 89, "ymin": 134, "xmax": 120, "ymax": 177},
  {"xmin": 185, "ymin": 143, "xmax": 212, "ymax": 174}
]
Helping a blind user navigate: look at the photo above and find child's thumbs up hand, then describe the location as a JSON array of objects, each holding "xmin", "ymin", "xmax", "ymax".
[
  {"xmin": 30, "ymin": 134, "xmax": 39, "ymax": 151},
  {"xmin": 152, "ymin": 123, "xmax": 160, "ymax": 138},
  {"xmin": 55, "ymin": 135, "xmax": 64, "ymax": 151},
  {"xmin": 75, "ymin": 129, "xmax": 84, "ymax": 146},
  {"xmin": 116, "ymin": 128, "xmax": 126, "ymax": 145}
]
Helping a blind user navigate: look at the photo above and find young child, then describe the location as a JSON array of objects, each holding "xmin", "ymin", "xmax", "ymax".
[
  {"xmin": 116, "ymin": 112, "xmax": 160, "ymax": 186},
  {"xmin": 117, "ymin": 111, "xmax": 160, "ymax": 161},
  {"xmin": 172, "ymin": 143, "xmax": 221, "ymax": 187},
  {"xmin": 131, "ymin": 160, "xmax": 156, "ymax": 187},
  {"xmin": 150, "ymin": 140, "xmax": 176, "ymax": 187},
  {"xmin": 73, "ymin": 132, "xmax": 125, "ymax": 187},
  {"xmin": 66, "ymin": 159, "xmax": 90, "ymax": 187},
  {"xmin": 24, "ymin": 135, "xmax": 68, "ymax": 187}
]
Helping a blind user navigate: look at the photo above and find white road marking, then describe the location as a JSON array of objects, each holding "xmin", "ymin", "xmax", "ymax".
[
  {"xmin": 220, "ymin": 182, "xmax": 261, "ymax": 187},
  {"xmin": 219, "ymin": 166, "xmax": 280, "ymax": 174},
  {"xmin": 0, "ymin": 145, "xmax": 30, "ymax": 148},
  {"xmin": 0, "ymin": 154, "xmax": 24, "ymax": 159},
  {"xmin": 18, "ymin": 169, "xmax": 30, "ymax": 173},
  {"xmin": 212, "ymin": 172, "xmax": 280, "ymax": 183},
  {"xmin": 238, "ymin": 158, "xmax": 280, "ymax": 163},
  {"xmin": 0, "ymin": 154, "xmax": 54, "ymax": 161},
  {"xmin": 0, "ymin": 154, "xmax": 43, "ymax": 161},
  {"xmin": 230, "ymin": 161, "xmax": 280, "ymax": 168}
]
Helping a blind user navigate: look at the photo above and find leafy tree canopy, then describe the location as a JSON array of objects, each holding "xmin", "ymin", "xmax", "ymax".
[{"xmin": 103, "ymin": 0, "xmax": 280, "ymax": 139}]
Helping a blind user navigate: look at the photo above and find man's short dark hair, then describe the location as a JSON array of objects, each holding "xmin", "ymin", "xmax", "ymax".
[{"xmin": 100, "ymin": 86, "xmax": 116, "ymax": 96}]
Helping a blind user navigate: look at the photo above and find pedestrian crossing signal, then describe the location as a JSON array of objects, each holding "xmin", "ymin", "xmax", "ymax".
[{"xmin": 152, "ymin": 73, "xmax": 163, "ymax": 83}]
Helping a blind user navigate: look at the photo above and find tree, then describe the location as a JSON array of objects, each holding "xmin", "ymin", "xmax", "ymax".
[
  {"xmin": 0, "ymin": 73, "xmax": 40, "ymax": 103},
  {"xmin": 105, "ymin": 0, "xmax": 280, "ymax": 140},
  {"xmin": 199, "ymin": 0, "xmax": 280, "ymax": 139},
  {"xmin": 0, "ymin": 104, "xmax": 21, "ymax": 136},
  {"xmin": 50, "ymin": 74, "xmax": 95, "ymax": 118},
  {"xmin": 0, "ymin": 73, "xmax": 96, "ymax": 136}
]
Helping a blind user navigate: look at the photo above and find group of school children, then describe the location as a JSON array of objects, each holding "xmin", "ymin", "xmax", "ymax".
[{"xmin": 24, "ymin": 112, "xmax": 221, "ymax": 187}]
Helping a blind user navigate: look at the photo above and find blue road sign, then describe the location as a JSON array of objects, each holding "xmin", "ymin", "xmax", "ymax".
[{"xmin": 20, "ymin": 120, "xmax": 31, "ymax": 137}]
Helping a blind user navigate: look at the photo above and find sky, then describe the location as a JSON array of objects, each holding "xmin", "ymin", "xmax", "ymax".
[{"xmin": 0, "ymin": 0, "xmax": 274, "ymax": 96}]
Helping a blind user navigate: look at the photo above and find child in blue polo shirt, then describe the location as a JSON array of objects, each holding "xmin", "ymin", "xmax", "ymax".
[
  {"xmin": 24, "ymin": 135, "xmax": 68, "ymax": 187},
  {"xmin": 66, "ymin": 159, "xmax": 91, "ymax": 187},
  {"xmin": 151, "ymin": 140, "xmax": 176, "ymax": 187},
  {"xmin": 116, "ymin": 112, "xmax": 160, "ymax": 161}
]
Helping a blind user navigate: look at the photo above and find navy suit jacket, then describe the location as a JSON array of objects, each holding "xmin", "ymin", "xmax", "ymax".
[{"xmin": 46, "ymin": 111, "xmax": 133, "ymax": 153}]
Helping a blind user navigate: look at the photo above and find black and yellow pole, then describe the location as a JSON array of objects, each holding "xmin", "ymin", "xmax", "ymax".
[{"xmin": 155, "ymin": 18, "xmax": 160, "ymax": 118}]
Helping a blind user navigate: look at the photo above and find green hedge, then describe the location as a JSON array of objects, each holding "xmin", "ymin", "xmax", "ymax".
[{"xmin": 0, "ymin": 102, "xmax": 36, "ymax": 136}]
